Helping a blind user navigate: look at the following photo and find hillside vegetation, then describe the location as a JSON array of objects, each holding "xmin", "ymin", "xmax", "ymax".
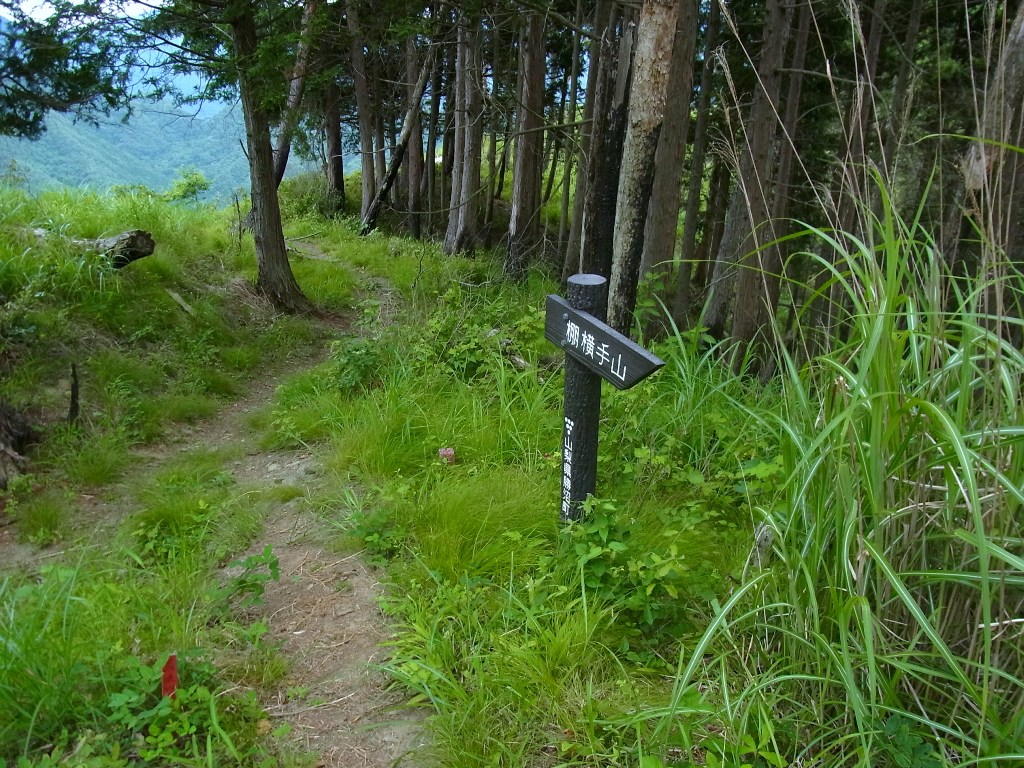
[{"xmin": 0, "ymin": 174, "xmax": 1021, "ymax": 767}]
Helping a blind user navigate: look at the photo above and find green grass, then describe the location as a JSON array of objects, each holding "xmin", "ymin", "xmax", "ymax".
[
  {"xmin": 0, "ymin": 182, "xmax": 352, "ymax": 765},
  {"xmin": 250, "ymin": 236, "xmax": 758, "ymax": 766},
  {"xmin": 1, "ymin": 183, "xmax": 352, "ymax": 503},
  {"xmin": 261, "ymin": 177, "xmax": 1023, "ymax": 767},
  {"xmin": 623, "ymin": 181, "xmax": 1024, "ymax": 766},
  {"xmin": 4, "ymin": 168, "xmax": 1020, "ymax": 767}
]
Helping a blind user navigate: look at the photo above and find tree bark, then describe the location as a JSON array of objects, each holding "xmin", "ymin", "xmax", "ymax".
[
  {"xmin": 693, "ymin": 155, "xmax": 731, "ymax": 300},
  {"xmin": 443, "ymin": 25, "xmax": 466, "ymax": 251},
  {"xmin": 28, "ymin": 227, "xmax": 156, "ymax": 268},
  {"xmin": 360, "ymin": 46, "xmax": 435, "ymax": 236},
  {"xmin": 880, "ymin": 0, "xmax": 924, "ymax": 173},
  {"xmin": 542, "ymin": 67, "xmax": 569, "ymax": 206},
  {"xmin": 638, "ymin": 0, "xmax": 698, "ymax": 338},
  {"xmin": 483, "ymin": 22, "xmax": 501, "ymax": 239},
  {"xmin": 232, "ymin": 9, "xmax": 312, "ymax": 313},
  {"xmin": 580, "ymin": 16, "xmax": 632, "ymax": 281},
  {"xmin": 672, "ymin": 0, "xmax": 720, "ymax": 326},
  {"xmin": 346, "ymin": 0, "xmax": 375, "ymax": 219},
  {"xmin": 406, "ymin": 36, "xmax": 425, "ymax": 238},
  {"xmin": 443, "ymin": 17, "xmax": 483, "ymax": 254},
  {"xmin": 370, "ymin": 45, "xmax": 388, "ymax": 194},
  {"xmin": 424, "ymin": 29, "xmax": 443, "ymax": 233},
  {"xmin": 323, "ymin": 81, "xmax": 345, "ymax": 214},
  {"xmin": 730, "ymin": 0, "xmax": 810, "ymax": 375},
  {"xmin": 607, "ymin": 0, "xmax": 681, "ymax": 335},
  {"xmin": 272, "ymin": 0, "xmax": 319, "ymax": 187},
  {"xmin": 557, "ymin": 0, "xmax": 583, "ymax": 260},
  {"xmin": 563, "ymin": 0, "xmax": 613, "ymax": 284},
  {"xmin": 702, "ymin": 0, "xmax": 790, "ymax": 343},
  {"xmin": 504, "ymin": 12, "xmax": 547, "ymax": 279},
  {"xmin": 957, "ymin": 2, "xmax": 1024, "ymax": 344}
]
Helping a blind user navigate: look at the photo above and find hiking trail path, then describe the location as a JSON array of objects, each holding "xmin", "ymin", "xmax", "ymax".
[{"xmin": 0, "ymin": 242, "xmax": 423, "ymax": 767}]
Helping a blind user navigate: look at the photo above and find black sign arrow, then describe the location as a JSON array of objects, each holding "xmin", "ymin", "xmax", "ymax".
[{"xmin": 545, "ymin": 294, "xmax": 665, "ymax": 390}]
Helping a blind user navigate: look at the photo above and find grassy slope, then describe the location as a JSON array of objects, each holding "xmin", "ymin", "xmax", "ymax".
[{"xmin": 0, "ymin": 182, "xmax": 356, "ymax": 766}]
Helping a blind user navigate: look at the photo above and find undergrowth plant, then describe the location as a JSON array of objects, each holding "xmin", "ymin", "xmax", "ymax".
[
  {"xmin": 0, "ymin": 181, "xmax": 355, "ymax": 766},
  {"xmin": 270, "ymin": 239, "xmax": 765, "ymax": 767},
  {"xmin": 0, "ymin": 184, "xmax": 347, "ymax": 532},
  {"xmin": 630, "ymin": 181, "xmax": 1024, "ymax": 766}
]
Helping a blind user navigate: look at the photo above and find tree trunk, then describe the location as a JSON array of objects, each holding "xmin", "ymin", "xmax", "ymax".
[
  {"xmin": 360, "ymin": 47, "xmax": 435, "ymax": 236},
  {"xmin": 483, "ymin": 22, "xmax": 501, "ymax": 238},
  {"xmin": 881, "ymin": 0, "xmax": 924, "ymax": 173},
  {"xmin": 580, "ymin": 16, "xmax": 632, "ymax": 281},
  {"xmin": 671, "ymin": 0, "xmax": 719, "ymax": 327},
  {"xmin": 730, "ymin": 0, "xmax": 810, "ymax": 375},
  {"xmin": 607, "ymin": 0, "xmax": 681, "ymax": 335},
  {"xmin": 346, "ymin": 0, "xmax": 375, "ymax": 219},
  {"xmin": 373, "ymin": 101, "xmax": 388, "ymax": 197},
  {"xmin": 557, "ymin": 0, "xmax": 583, "ymax": 260},
  {"xmin": 542, "ymin": 67, "xmax": 569, "ymax": 206},
  {"xmin": 424, "ymin": 31, "xmax": 443, "ymax": 233},
  {"xmin": 702, "ymin": 0, "xmax": 790, "ymax": 343},
  {"xmin": 693, "ymin": 155, "xmax": 731, "ymax": 300},
  {"xmin": 495, "ymin": 127, "xmax": 511, "ymax": 199},
  {"xmin": 272, "ymin": 0, "xmax": 319, "ymax": 187},
  {"xmin": 454, "ymin": 22, "xmax": 483, "ymax": 253},
  {"xmin": 324, "ymin": 81, "xmax": 345, "ymax": 214},
  {"xmin": 504, "ymin": 12, "xmax": 547, "ymax": 279},
  {"xmin": 437, "ymin": 15, "xmax": 485, "ymax": 253},
  {"xmin": 442, "ymin": 20, "xmax": 468, "ymax": 253},
  {"xmin": 406, "ymin": 36, "xmax": 425, "ymax": 238},
  {"xmin": 957, "ymin": 2, "xmax": 1024, "ymax": 345},
  {"xmin": 638, "ymin": 0, "xmax": 698, "ymax": 338},
  {"xmin": 440, "ymin": 46, "xmax": 457, "ymax": 209},
  {"xmin": 232, "ymin": 11, "xmax": 312, "ymax": 313},
  {"xmin": 563, "ymin": 0, "xmax": 613, "ymax": 284}
]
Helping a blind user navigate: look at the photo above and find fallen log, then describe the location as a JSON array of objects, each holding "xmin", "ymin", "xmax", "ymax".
[{"xmin": 28, "ymin": 228, "xmax": 156, "ymax": 268}]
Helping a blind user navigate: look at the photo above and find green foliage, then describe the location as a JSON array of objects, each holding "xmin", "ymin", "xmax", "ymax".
[
  {"xmin": 878, "ymin": 715, "xmax": 941, "ymax": 768},
  {"xmin": 103, "ymin": 654, "xmax": 258, "ymax": 764},
  {"xmin": 267, "ymin": 243, "xmax": 756, "ymax": 766},
  {"xmin": 633, "ymin": 180, "xmax": 1024, "ymax": 766},
  {"xmin": 0, "ymin": 444, "xmax": 286, "ymax": 763},
  {"xmin": 0, "ymin": 3, "xmax": 133, "ymax": 140},
  {"xmin": 566, "ymin": 499, "xmax": 691, "ymax": 630},
  {"xmin": 278, "ymin": 172, "xmax": 347, "ymax": 219},
  {"xmin": 161, "ymin": 166, "xmax": 211, "ymax": 202},
  {"xmin": 217, "ymin": 545, "xmax": 281, "ymax": 608}
]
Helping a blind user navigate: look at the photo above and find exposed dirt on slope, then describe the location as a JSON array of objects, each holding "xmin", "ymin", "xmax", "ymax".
[
  {"xmin": 0, "ymin": 262, "xmax": 423, "ymax": 767},
  {"xmin": 212, "ymin": 413, "xmax": 424, "ymax": 767}
]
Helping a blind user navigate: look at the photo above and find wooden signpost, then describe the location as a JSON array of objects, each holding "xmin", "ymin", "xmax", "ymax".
[{"xmin": 545, "ymin": 274, "xmax": 665, "ymax": 522}]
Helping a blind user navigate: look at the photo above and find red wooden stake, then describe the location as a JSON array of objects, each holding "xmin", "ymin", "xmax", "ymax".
[{"xmin": 161, "ymin": 653, "xmax": 178, "ymax": 699}]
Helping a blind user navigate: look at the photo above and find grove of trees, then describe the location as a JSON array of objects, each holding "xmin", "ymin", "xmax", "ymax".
[{"xmin": 4, "ymin": 0, "xmax": 1023, "ymax": 363}]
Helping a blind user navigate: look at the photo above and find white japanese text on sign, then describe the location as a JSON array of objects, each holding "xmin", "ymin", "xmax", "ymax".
[{"xmin": 564, "ymin": 320, "xmax": 628, "ymax": 385}]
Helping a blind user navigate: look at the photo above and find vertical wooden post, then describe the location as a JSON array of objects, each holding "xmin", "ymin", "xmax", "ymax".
[{"xmin": 560, "ymin": 274, "xmax": 607, "ymax": 522}]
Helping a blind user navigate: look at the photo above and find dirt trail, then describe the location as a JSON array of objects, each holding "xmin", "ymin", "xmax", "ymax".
[
  {"xmin": 0, "ymin": 262, "xmax": 423, "ymax": 767},
  {"xmin": 213, "ymin": 395, "xmax": 424, "ymax": 768}
]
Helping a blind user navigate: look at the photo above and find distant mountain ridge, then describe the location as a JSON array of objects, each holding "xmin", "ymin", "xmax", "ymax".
[
  {"xmin": 0, "ymin": 99, "xmax": 353, "ymax": 202},
  {"xmin": 0, "ymin": 102, "xmax": 255, "ymax": 200}
]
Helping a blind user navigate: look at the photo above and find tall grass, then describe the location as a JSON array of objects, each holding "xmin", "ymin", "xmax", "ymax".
[{"xmin": 639, "ymin": 181, "xmax": 1024, "ymax": 766}]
